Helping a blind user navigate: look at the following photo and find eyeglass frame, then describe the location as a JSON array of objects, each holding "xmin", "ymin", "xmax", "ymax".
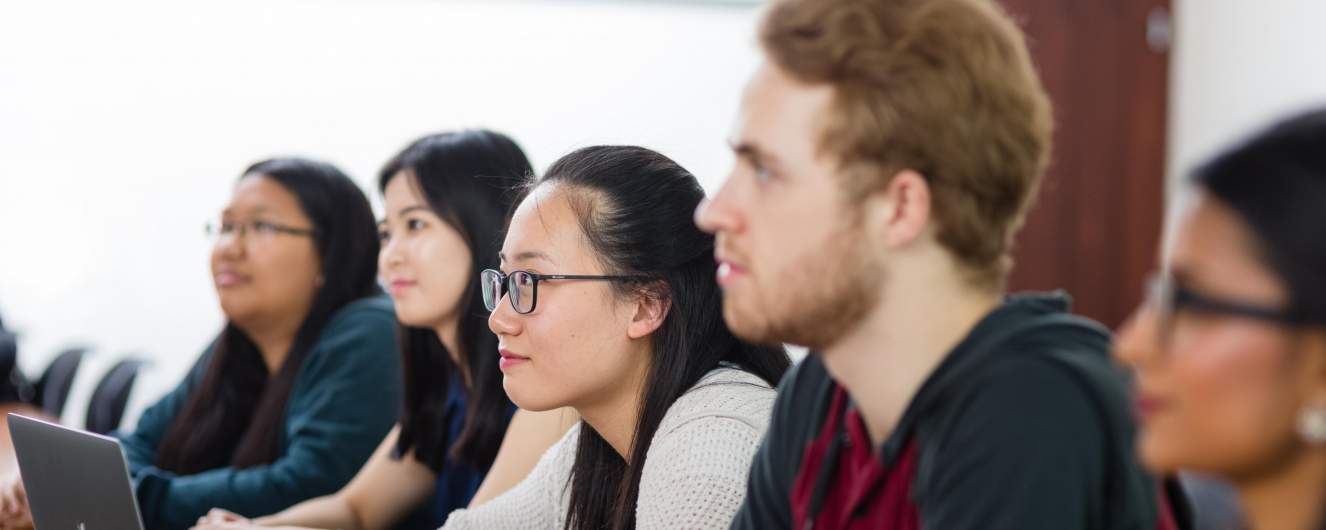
[
  {"xmin": 480, "ymin": 268, "xmax": 651, "ymax": 315},
  {"xmin": 1146, "ymin": 272, "xmax": 1305, "ymax": 347},
  {"xmin": 205, "ymin": 219, "xmax": 318, "ymax": 242}
]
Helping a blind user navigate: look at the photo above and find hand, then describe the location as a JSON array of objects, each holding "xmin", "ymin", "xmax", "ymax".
[
  {"xmin": 0, "ymin": 476, "xmax": 32, "ymax": 529},
  {"xmin": 191, "ymin": 508, "xmax": 253, "ymax": 529},
  {"xmin": 191, "ymin": 522, "xmax": 260, "ymax": 530}
]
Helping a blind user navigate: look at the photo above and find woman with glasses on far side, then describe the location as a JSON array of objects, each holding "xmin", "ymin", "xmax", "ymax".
[
  {"xmin": 1115, "ymin": 108, "xmax": 1326, "ymax": 530},
  {"xmin": 440, "ymin": 145, "xmax": 790, "ymax": 530},
  {"xmin": 0, "ymin": 158, "xmax": 402, "ymax": 530}
]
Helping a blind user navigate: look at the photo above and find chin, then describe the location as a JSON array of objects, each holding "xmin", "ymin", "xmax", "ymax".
[
  {"xmin": 722, "ymin": 299, "xmax": 773, "ymax": 344},
  {"xmin": 1136, "ymin": 434, "xmax": 1182, "ymax": 474},
  {"xmin": 502, "ymin": 377, "xmax": 559, "ymax": 412},
  {"xmin": 217, "ymin": 299, "xmax": 257, "ymax": 324},
  {"xmin": 395, "ymin": 308, "xmax": 437, "ymax": 328}
]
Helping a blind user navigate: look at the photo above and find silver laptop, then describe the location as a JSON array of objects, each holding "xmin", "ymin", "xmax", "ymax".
[{"xmin": 8, "ymin": 413, "xmax": 145, "ymax": 530}]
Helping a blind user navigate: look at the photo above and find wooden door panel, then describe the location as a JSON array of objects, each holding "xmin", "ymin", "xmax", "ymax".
[{"xmin": 999, "ymin": 0, "xmax": 1170, "ymax": 328}]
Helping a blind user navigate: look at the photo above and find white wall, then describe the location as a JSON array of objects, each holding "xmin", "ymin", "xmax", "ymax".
[
  {"xmin": 0, "ymin": 0, "xmax": 762, "ymax": 428},
  {"xmin": 5, "ymin": 0, "xmax": 1324, "ymax": 431},
  {"xmin": 1168, "ymin": 0, "xmax": 1326, "ymax": 188}
]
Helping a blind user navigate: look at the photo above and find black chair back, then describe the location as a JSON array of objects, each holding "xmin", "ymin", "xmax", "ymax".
[
  {"xmin": 85, "ymin": 358, "xmax": 145, "ymax": 435},
  {"xmin": 35, "ymin": 347, "xmax": 88, "ymax": 418}
]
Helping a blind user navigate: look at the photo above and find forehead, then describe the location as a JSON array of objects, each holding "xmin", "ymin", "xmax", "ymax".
[
  {"xmin": 735, "ymin": 62, "xmax": 836, "ymax": 158},
  {"xmin": 1170, "ymin": 193, "xmax": 1281, "ymax": 296},
  {"xmin": 502, "ymin": 184, "xmax": 596, "ymax": 268},
  {"xmin": 383, "ymin": 171, "xmax": 427, "ymax": 208}
]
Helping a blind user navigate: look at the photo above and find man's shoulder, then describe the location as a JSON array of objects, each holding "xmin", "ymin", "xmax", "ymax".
[{"xmin": 766, "ymin": 355, "xmax": 840, "ymax": 443}]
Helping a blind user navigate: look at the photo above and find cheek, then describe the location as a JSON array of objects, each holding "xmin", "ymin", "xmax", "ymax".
[
  {"xmin": 258, "ymin": 245, "xmax": 321, "ymax": 300},
  {"xmin": 376, "ymin": 247, "xmax": 390, "ymax": 283},
  {"xmin": 1149, "ymin": 326, "xmax": 1299, "ymax": 473},
  {"xmin": 748, "ymin": 206, "xmax": 800, "ymax": 272},
  {"xmin": 764, "ymin": 225, "xmax": 855, "ymax": 305},
  {"xmin": 506, "ymin": 294, "xmax": 633, "ymax": 410},
  {"xmin": 761, "ymin": 200, "xmax": 844, "ymax": 277},
  {"xmin": 210, "ymin": 246, "xmax": 222, "ymax": 274},
  {"xmin": 416, "ymin": 239, "xmax": 473, "ymax": 311}
]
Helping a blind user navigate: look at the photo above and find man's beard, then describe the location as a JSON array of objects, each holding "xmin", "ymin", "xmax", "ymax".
[{"xmin": 728, "ymin": 221, "xmax": 883, "ymax": 351}]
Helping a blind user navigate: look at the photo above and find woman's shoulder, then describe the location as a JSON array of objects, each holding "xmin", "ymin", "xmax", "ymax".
[
  {"xmin": 497, "ymin": 417, "xmax": 581, "ymax": 485},
  {"xmin": 297, "ymin": 294, "xmax": 401, "ymax": 380},
  {"xmin": 635, "ymin": 369, "xmax": 775, "ymax": 528},
  {"xmin": 656, "ymin": 367, "xmax": 777, "ymax": 437},
  {"xmin": 441, "ymin": 421, "xmax": 581, "ymax": 529},
  {"xmin": 311, "ymin": 295, "xmax": 397, "ymax": 350},
  {"xmin": 546, "ymin": 421, "xmax": 582, "ymax": 469}
]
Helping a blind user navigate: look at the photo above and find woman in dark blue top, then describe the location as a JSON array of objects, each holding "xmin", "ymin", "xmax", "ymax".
[
  {"xmin": 1, "ymin": 158, "xmax": 404, "ymax": 530},
  {"xmin": 196, "ymin": 130, "xmax": 575, "ymax": 530}
]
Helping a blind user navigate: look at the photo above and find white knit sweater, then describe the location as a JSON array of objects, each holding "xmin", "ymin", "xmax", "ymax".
[{"xmin": 441, "ymin": 367, "xmax": 776, "ymax": 530}]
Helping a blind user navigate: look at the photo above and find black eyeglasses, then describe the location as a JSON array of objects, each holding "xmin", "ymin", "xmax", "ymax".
[
  {"xmin": 480, "ymin": 269, "xmax": 650, "ymax": 314},
  {"xmin": 1146, "ymin": 273, "xmax": 1302, "ymax": 345}
]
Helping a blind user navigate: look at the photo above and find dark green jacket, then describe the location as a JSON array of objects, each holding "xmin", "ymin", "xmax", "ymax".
[
  {"xmin": 730, "ymin": 293, "xmax": 1171, "ymax": 530},
  {"xmin": 118, "ymin": 296, "xmax": 402, "ymax": 530}
]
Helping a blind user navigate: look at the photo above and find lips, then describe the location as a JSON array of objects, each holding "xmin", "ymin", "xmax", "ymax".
[
  {"xmin": 387, "ymin": 279, "xmax": 416, "ymax": 296},
  {"xmin": 214, "ymin": 270, "xmax": 250, "ymax": 287},
  {"xmin": 714, "ymin": 256, "xmax": 749, "ymax": 287},
  {"xmin": 498, "ymin": 348, "xmax": 530, "ymax": 371},
  {"xmin": 1133, "ymin": 392, "xmax": 1167, "ymax": 421}
]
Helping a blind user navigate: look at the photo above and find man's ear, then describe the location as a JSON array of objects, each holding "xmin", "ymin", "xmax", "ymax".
[{"xmin": 861, "ymin": 169, "xmax": 932, "ymax": 248}]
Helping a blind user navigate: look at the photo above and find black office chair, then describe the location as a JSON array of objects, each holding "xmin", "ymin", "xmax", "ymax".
[
  {"xmin": 85, "ymin": 358, "xmax": 146, "ymax": 435},
  {"xmin": 34, "ymin": 347, "xmax": 88, "ymax": 418}
]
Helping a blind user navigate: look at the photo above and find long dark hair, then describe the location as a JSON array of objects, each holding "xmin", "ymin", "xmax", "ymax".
[
  {"xmin": 532, "ymin": 146, "xmax": 790, "ymax": 530},
  {"xmin": 1194, "ymin": 108, "xmax": 1326, "ymax": 530},
  {"xmin": 380, "ymin": 130, "xmax": 531, "ymax": 471},
  {"xmin": 155, "ymin": 158, "xmax": 381, "ymax": 474},
  {"xmin": 1192, "ymin": 108, "xmax": 1326, "ymax": 325}
]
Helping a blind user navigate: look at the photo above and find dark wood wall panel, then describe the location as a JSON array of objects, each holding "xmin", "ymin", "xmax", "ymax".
[{"xmin": 998, "ymin": 0, "xmax": 1170, "ymax": 328}]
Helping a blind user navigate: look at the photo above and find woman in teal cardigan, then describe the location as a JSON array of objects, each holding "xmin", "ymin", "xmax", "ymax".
[
  {"xmin": 0, "ymin": 157, "xmax": 401, "ymax": 529},
  {"xmin": 123, "ymin": 295, "xmax": 401, "ymax": 528},
  {"xmin": 129, "ymin": 157, "xmax": 401, "ymax": 529}
]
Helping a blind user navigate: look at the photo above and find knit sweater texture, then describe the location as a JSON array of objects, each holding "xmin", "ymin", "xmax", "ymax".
[{"xmin": 442, "ymin": 367, "xmax": 775, "ymax": 529}]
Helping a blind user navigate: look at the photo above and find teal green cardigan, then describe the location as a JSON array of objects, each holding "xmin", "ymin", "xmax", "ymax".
[{"xmin": 117, "ymin": 296, "xmax": 402, "ymax": 530}]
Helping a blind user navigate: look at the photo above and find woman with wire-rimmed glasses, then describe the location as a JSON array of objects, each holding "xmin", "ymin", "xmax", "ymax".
[{"xmin": 0, "ymin": 157, "xmax": 403, "ymax": 530}]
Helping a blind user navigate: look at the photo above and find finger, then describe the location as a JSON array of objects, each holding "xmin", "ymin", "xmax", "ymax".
[{"xmin": 211, "ymin": 510, "xmax": 233, "ymax": 522}]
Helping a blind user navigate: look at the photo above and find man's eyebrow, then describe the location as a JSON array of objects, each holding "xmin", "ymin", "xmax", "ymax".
[{"xmin": 729, "ymin": 140, "xmax": 781, "ymax": 167}]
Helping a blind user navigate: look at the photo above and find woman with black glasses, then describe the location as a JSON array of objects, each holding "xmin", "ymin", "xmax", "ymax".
[
  {"xmin": 1115, "ymin": 108, "xmax": 1326, "ymax": 530},
  {"xmin": 0, "ymin": 158, "xmax": 402, "ymax": 530},
  {"xmin": 441, "ymin": 145, "xmax": 790, "ymax": 529}
]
